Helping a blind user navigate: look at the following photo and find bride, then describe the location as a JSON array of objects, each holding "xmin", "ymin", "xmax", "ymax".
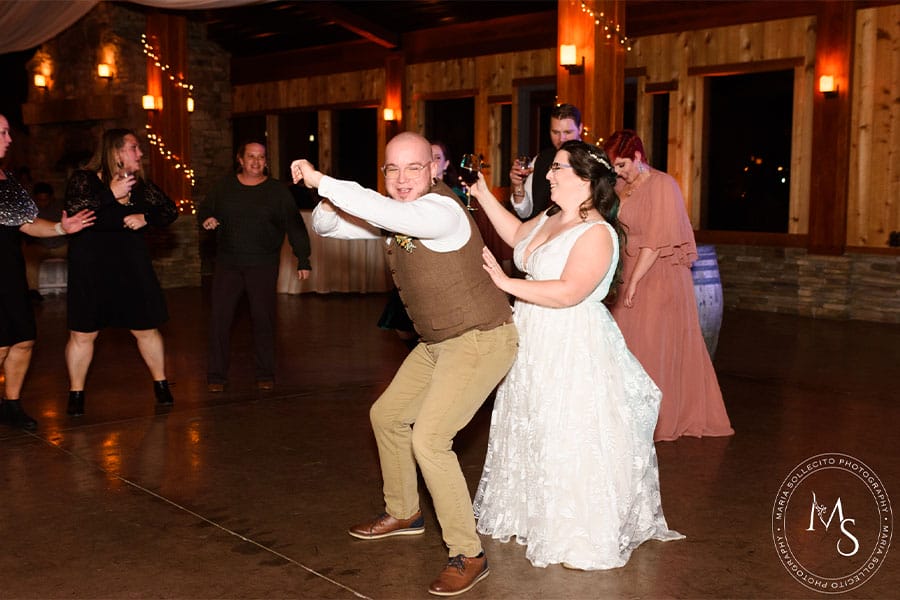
[{"xmin": 469, "ymin": 140, "xmax": 683, "ymax": 570}]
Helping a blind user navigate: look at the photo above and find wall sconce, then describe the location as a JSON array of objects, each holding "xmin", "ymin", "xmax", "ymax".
[
  {"xmin": 142, "ymin": 94, "xmax": 161, "ymax": 110},
  {"xmin": 97, "ymin": 63, "xmax": 112, "ymax": 79},
  {"xmin": 33, "ymin": 73, "xmax": 48, "ymax": 88},
  {"xmin": 186, "ymin": 97, "xmax": 195, "ymax": 113},
  {"xmin": 383, "ymin": 108, "xmax": 396, "ymax": 122},
  {"xmin": 818, "ymin": 75, "xmax": 838, "ymax": 97},
  {"xmin": 560, "ymin": 45, "xmax": 584, "ymax": 74}
]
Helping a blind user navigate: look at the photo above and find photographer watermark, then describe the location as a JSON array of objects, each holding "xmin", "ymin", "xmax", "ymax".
[{"xmin": 772, "ymin": 453, "xmax": 892, "ymax": 594}]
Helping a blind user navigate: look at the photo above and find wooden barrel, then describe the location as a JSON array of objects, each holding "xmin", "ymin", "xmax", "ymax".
[{"xmin": 691, "ymin": 245, "xmax": 723, "ymax": 358}]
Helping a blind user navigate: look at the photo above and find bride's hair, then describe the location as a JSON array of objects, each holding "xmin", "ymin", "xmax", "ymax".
[{"xmin": 551, "ymin": 140, "xmax": 626, "ymax": 303}]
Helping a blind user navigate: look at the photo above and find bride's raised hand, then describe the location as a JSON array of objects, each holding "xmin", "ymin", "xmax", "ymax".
[{"xmin": 469, "ymin": 172, "xmax": 493, "ymax": 201}]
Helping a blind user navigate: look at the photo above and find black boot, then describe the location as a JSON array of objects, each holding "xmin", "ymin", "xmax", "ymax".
[
  {"xmin": 0, "ymin": 399, "xmax": 38, "ymax": 431},
  {"xmin": 154, "ymin": 380, "xmax": 174, "ymax": 406},
  {"xmin": 67, "ymin": 391, "xmax": 85, "ymax": 416}
]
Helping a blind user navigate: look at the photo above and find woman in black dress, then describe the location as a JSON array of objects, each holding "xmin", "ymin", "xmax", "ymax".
[
  {"xmin": 0, "ymin": 113, "xmax": 95, "ymax": 430},
  {"xmin": 64, "ymin": 128, "xmax": 178, "ymax": 415}
]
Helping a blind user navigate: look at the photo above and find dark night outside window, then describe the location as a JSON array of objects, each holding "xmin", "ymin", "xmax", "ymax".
[
  {"xmin": 706, "ymin": 70, "xmax": 793, "ymax": 232},
  {"xmin": 425, "ymin": 98, "xmax": 475, "ymax": 175}
]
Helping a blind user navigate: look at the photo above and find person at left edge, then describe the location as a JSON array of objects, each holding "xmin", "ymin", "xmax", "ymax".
[
  {"xmin": 63, "ymin": 128, "xmax": 174, "ymax": 417},
  {"xmin": 0, "ymin": 113, "xmax": 95, "ymax": 430},
  {"xmin": 198, "ymin": 140, "xmax": 311, "ymax": 392}
]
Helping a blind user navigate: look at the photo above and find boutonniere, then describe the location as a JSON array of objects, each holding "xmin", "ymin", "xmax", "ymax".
[{"xmin": 394, "ymin": 234, "xmax": 417, "ymax": 253}]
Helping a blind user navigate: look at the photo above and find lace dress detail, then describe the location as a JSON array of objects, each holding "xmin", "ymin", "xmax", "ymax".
[{"xmin": 473, "ymin": 216, "xmax": 683, "ymax": 570}]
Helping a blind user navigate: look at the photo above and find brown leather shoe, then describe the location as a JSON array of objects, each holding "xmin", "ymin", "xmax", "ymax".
[
  {"xmin": 256, "ymin": 380, "xmax": 274, "ymax": 391},
  {"xmin": 428, "ymin": 553, "xmax": 489, "ymax": 596},
  {"xmin": 348, "ymin": 511, "xmax": 424, "ymax": 540},
  {"xmin": 207, "ymin": 383, "xmax": 225, "ymax": 393}
]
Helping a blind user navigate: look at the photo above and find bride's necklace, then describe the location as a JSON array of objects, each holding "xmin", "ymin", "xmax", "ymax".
[{"xmin": 623, "ymin": 171, "xmax": 650, "ymax": 197}]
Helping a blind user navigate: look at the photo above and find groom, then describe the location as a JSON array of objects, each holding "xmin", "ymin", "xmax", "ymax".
[{"xmin": 292, "ymin": 132, "xmax": 517, "ymax": 596}]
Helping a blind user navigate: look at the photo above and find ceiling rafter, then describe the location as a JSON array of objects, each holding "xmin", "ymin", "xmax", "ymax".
[{"xmin": 303, "ymin": 1, "xmax": 400, "ymax": 49}]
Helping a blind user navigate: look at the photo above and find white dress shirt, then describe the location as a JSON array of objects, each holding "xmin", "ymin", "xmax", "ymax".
[{"xmin": 312, "ymin": 175, "xmax": 472, "ymax": 253}]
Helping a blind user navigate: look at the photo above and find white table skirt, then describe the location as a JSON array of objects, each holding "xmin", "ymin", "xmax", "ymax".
[{"xmin": 277, "ymin": 210, "xmax": 393, "ymax": 294}]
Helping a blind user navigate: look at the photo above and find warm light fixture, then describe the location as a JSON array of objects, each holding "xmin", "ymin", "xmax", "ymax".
[
  {"xmin": 560, "ymin": 45, "xmax": 584, "ymax": 74},
  {"xmin": 818, "ymin": 75, "xmax": 838, "ymax": 97},
  {"xmin": 186, "ymin": 97, "xmax": 194, "ymax": 113},
  {"xmin": 97, "ymin": 63, "xmax": 112, "ymax": 79},
  {"xmin": 142, "ymin": 94, "xmax": 157, "ymax": 110},
  {"xmin": 383, "ymin": 108, "xmax": 396, "ymax": 122},
  {"xmin": 33, "ymin": 73, "xmax": 47, "ymax": 88}
]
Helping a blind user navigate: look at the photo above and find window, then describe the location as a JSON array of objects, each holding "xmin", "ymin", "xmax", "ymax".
[
  {"xmin": 704, "ymin": 70, "xmax": 793, "ymax": 232},
  {"xmin": 333, "ymin": 108, "xmax": 378, "ymax": 190},
  {"xmin": 425, "ymin": 97, "xmax": 475, "ymax": 172}
]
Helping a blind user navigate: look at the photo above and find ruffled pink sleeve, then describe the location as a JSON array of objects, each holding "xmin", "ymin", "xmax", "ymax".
[{"xmin": 638, "ymin": 171, "xmax": 697, "ymax": 267}]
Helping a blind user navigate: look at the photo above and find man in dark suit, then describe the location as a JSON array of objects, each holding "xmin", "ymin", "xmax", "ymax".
[{"xmin": 509, "ymin": 103, "xmax": 583, "ymax": 219}]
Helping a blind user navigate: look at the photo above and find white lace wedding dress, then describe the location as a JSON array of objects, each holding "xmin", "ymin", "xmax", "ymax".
[{"xmin": 473, "ymin": 217, "xmax": 684, "ymax": 570}]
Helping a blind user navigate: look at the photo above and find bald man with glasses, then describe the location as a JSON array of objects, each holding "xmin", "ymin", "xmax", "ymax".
[{"xmin": 292, "ymin": 132, "xmax": 517, "ymax": 596}]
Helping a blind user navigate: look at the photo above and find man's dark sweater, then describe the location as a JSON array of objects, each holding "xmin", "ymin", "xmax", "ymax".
[{"xmin": 198, "ymin": 176, "xmax": 311, "ymax": 269}]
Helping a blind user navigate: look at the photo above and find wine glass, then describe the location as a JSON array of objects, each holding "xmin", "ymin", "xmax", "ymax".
[
  {"xmin": 513, "ymin": 155, "xmax": 533, "ymax": 199},
  {"xmin": 459, "ymin": 153, "xmax": 489, "ymax": 211}
]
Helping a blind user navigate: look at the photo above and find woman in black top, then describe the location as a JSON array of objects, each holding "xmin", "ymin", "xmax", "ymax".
[
  {"xmin": 63, "ymin": 128, "xmax": 178, "ymax": 415},
  {"xmin": 0, "ymin": 113, "xmax": 94, "ymax": 430}
]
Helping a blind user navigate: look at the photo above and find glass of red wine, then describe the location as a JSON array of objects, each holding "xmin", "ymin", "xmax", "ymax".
[{"xmin": 459, "ymin": 153, "xmax": 488, "ymax": 211}]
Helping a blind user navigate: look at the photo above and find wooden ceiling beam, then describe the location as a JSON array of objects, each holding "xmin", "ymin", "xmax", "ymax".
[{"xmin": 304, "ymin": 1, "xmax": 400, "ymax": 49}]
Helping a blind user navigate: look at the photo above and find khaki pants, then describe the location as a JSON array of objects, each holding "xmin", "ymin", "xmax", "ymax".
[{"xmin": 370, "ymin": 322, "xmax": 517, "ymax": 557}]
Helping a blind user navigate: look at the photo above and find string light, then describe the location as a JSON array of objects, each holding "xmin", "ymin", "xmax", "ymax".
[
  {"xmin": 141, "ymin": 34, "xmax": 195, "ymax": 97},
  {"xmin": 145, "ymin": 123, "xmax": 196, "ymax": 214},
  {"xmin": 580, "ymin": 2, "xmax": 632, "ymax": 51},
  {"xmin": 142, "ymin": 35, "xmax": 195, "ymax": 213}
]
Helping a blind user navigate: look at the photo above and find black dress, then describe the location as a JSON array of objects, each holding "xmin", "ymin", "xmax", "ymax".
[
  {"xmin": 0, "ymin": 172, "xmax": 38, "ymax": 346},
  {"xmin": 64, "ymin": 171, "xmax": 177, "ymax": 332}
]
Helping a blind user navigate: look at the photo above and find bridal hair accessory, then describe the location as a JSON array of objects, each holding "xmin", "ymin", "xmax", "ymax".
[{"xmin": 587, "ymin": 150, "xmax": 611, "ymax": 171}]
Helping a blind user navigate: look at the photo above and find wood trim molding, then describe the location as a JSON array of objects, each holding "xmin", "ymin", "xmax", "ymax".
[
  {"xmin": 694, "ymin": 230, "xmax": 809, "ymax": 247},
  {"xmin": 645, "ymin": 80, "xmax": 678, "ymax": 94},
  {"xmin": 688, "ymin": 57, "xmax": 805, "ymax": 77},
  {"xmin": 511, "ymin": 75, "xmax": 556, "ymax": 88},
  {"xmin": 412, "ymin": 89, "xmax": 479, "ymax": 102}
]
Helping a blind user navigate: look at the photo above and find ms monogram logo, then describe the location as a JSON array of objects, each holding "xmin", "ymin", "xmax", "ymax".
[
  {"xmin": 806, "ymin": 492, "xmax": 859, "ymax": 557},
  {"xmin": 772, "ymin": 453, "xmax": 892, "ymax": 594}
]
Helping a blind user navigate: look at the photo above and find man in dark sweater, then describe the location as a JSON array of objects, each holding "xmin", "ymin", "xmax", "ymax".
[
  {"xmin": 198, "ymin": 141, "xmax": 311, "ymax": 392},
  {"xmin": 509, "ymin": 103, "xmax": 582, "ymax": 220}
]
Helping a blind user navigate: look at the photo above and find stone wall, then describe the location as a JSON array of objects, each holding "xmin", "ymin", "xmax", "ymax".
[
  {"xmin": 20, "ymin": 3, "xmax": 232, "ymax": 289},
  {"xmin": 712, "ymin": 245, "xmax": 900, "ymax": 323}
]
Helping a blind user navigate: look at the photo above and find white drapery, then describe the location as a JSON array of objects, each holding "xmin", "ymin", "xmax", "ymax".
[{"xmin": 0, "ymin": 0, "xmax": 269, "ymax": 54}]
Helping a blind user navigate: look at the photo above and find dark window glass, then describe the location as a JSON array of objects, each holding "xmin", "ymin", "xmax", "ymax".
[
  {"xmin": 279, "ymin": 111, "xmax": 319, "ymax": 208},
  {"xmin": 705, "ymin": 70, "xmax": 793, "ymax": 232},
  {"xmin": 334, "ymin": 108, "xmax": 378, "ymax": 190},
  {"xmin": 651, "ymin": 93, "xmax": 669, "ymax": 172},
  {"xmin": 425, "ymin": 98, "xmax": 475, "ymax": 169}
]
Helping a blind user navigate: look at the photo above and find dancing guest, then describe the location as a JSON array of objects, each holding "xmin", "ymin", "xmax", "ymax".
[
  {"xmin": 603, "ymin": 129, "xmax": 733, "ymax": 442},
  {"xmin": 0, "ymin": 113, "xmax": 94, "ymax": 430},
  {"xmin": 198, "ymin": 140, "xmax": 311, "ymax": 392},
  {"xmin": 291, "ymin": 132, "xmax": 517, "ymax": 597},
  {"xmin": 431, "ymin": 141, "xmax": 466, "ymax": 202},
  {"xmin": 63, "ymin": 128, "xmax": 178, "ymax": 416},
  {"xmin": 509, "ymin": 103, "xmax": 582, "ymax": 219},
  {"xmin": 469, "ymin": 140, "xmax": 683, "ymax": 569}
]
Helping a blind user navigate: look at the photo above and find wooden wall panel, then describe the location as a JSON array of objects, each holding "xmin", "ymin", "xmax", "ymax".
[
  {"xmin": 848, "ymin": 5, "xmax": 900, "ymax": 247},
  {"xmin": 233, "ymin": 68, "xmax": 384, "ymax": 113},
  {"xmin": 626, "ymin": 17, "xmax": 818, "ymax": 235}
]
